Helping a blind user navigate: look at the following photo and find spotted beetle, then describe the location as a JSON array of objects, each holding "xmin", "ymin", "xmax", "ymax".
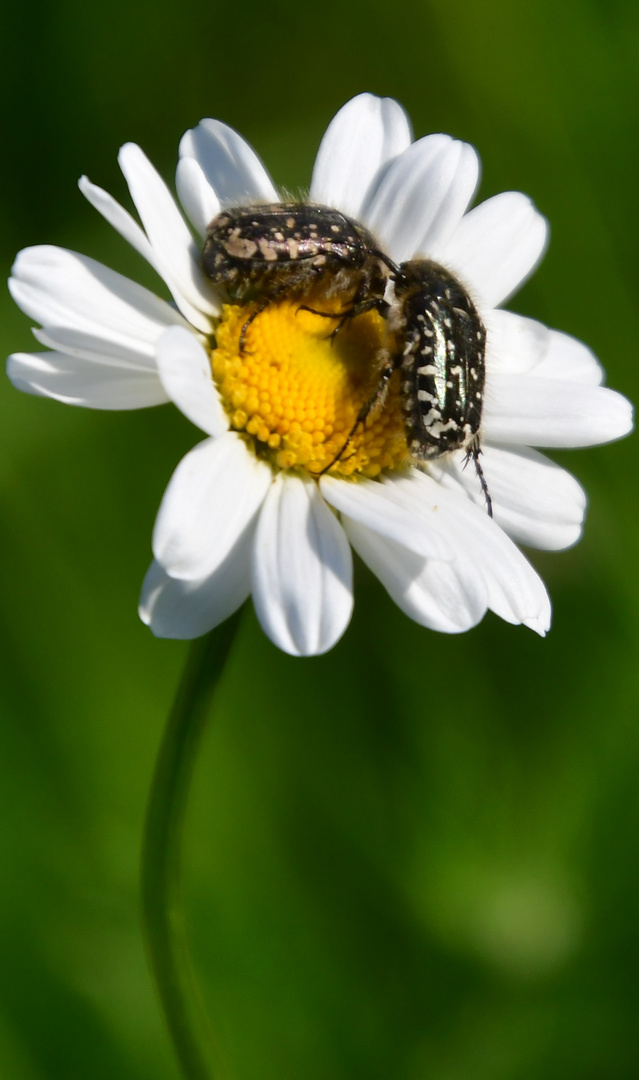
[
  {"xmin": 391, "ymin": 259, "xmax": 491, "ymax": 513},
  {"xmin": 202, "ymin": 202, "xmax": 394, "ymax": 348},
  {"xmin": 326, "ymin": 258, "xmax": 492, "ymax": 515}
]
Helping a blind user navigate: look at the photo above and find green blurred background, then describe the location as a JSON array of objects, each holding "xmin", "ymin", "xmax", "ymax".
[{"xmin": 1, "ymin": 0, "xmax": 638, "ymax": 1077}]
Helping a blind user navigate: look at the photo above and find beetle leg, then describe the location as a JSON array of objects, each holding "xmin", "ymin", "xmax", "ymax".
[
  {"xmin": 319, "ymin": 357, "xmax": 397, "ymax": 474},
  {"xmin": 327, "ymin": 297, "xmax": 390, "ymax": 347},
  {"xmin": 239, "ymin": 298, "xmax": 271, "ymax": 354},
  {"xmin": 297, "ymin": 297, "xmax": 390, "ymax": 347},
  {"xmin": 463, "ymin": 439, "xmax": 493, "ymax": 517},
  {"xmin": 296, "ymin": 304, "xmax": 342, "ymax": 320}
]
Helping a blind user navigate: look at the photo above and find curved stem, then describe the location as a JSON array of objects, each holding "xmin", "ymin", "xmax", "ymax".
[{"xmin": 142, "ymin": 611, "xmax": 243, "ymax": 1080}]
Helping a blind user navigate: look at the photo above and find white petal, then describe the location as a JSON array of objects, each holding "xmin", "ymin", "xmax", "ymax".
[
  {"xmin": 117, "ymin": 143, "xmax": 220, "ymax": 331},
  {"xmin": 440, "ymin": 192, "xmax": 549, "ymax": 308},
  {"xmin": 344, "ymin": 517, "xmax": 487, "ymax": 633},
  {"xmin": 153, "ymin": 432, "xmax": 272, "ymax": 580},
  {"xmin": 365, "ymin": 135, "xmax": 480, "ymax": 264},
  {"xmin": 310, "ymin": 93, "xmax": 412, "ymax": 221},
  {"xmin": 178, "ymin": 119, "xmax": 278, "ymax": 207},
  {"xmin": 175, "ymin": 156, "xmax": 221, "ymax": 237},
  {"xmin": 431, "ymin": 445, "xmax": 587, "ymax": 551},
  {"xmin": 139, "ymin": 525, "xmax": 252, "ymax": 639},
  {"xmin": 320, "ymin": 474, "xmax": 453, "ymax": 561},
  {"xmin": 383, "ymin": 471, "xmax": 551, "ymax": 634},
  {"xmin": 460, "ymin": 516, "xmax": 551, "ymax": 635},
  {"xmin": 32, "ymin": 326, "xmax": 156, "ymax": 371},
  {"xmin": 485, "ymin": 309, "xmax": 551, "ymax": 375},
  {"xmin": 7, "ymin": 350, "xmax": 168, "ymax": 409},
  {"xmin": 79, "ymin": 174, "xmax": 157, "ymax": 262},
  {"xmin": 156, "ymin": 327, "xmax": 229, "ymax": 437},
  {"xmin": 486, "ymin": 310, "xmax": 604, "ymax": 384},
  {"xmin": 535, "ymin": 328, "xmax": 604, "ymax": 385},
  {"xmin": 252, "ymin": 474, "xmax": 353, "ymax": 656},
  {"xmin": 484, "ymin": 374, "xmax": 634, "ymax": 446},
  {"xmin": 80, "ymin": 173, "xmax": 216, "ymax": 335},
  {"xmin": 9, "ymin": 246, "xmax": 189, "ymax": 363}
]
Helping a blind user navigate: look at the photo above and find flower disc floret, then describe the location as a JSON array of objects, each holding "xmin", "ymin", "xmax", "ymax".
[{"xmin": 211, "ymin": 295, "xmax": 408, "ymax": 478}]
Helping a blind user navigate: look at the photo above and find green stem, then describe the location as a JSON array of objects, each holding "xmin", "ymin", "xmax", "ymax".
[{"xmin": 142, "ymin": 611, "xmax": 243, "ymax": 1080}]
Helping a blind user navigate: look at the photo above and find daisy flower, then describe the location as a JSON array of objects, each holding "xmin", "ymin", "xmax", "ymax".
[{"xmin": 7, "ymin": 94, "xmax": 633, "ymax": 656}]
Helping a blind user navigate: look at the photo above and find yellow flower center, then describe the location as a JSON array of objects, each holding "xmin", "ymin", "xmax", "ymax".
[{"xmin": 211, "ymin": 292, "xmax": 408, "ymax": 478}]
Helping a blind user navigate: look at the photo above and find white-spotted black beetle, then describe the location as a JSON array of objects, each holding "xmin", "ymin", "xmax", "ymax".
[
  {"xmin": 391, "ymin": 259, "xmax": 491, "ymax": 513},
  {"xmin": 202, "ymin": 202, "xmax": 395, "ymax": 349}
]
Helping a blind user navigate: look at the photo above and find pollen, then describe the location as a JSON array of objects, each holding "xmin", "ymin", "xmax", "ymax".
[{"xmin": 211, "ymin": 295, "xmax": 408, "ymax": 478}]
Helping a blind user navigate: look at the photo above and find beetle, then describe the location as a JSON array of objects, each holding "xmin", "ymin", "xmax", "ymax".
[
  {"xmin": 391, "ymin": 258, "xmax": 491, "ymax": 513},
  {"xmin": 202, "ymin": 202, "xmax": 394, "ymax": 349},
  {"xmin": 324, "ymin": 258, "xmax": 492, "ymax": 515}
]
